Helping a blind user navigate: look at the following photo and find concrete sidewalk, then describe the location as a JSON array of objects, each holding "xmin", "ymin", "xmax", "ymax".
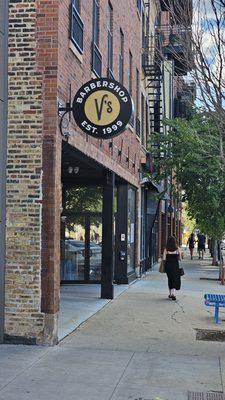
[{"xmin": 1, "ymin": 256, "xmax": 225, "ymax": 400}]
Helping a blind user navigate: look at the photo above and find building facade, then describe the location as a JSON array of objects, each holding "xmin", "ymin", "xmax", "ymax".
[
  {"xmin": 4, "ymin": 0, "xmax": 190, "ymax": 344},
  {"xmin": 4, "ymin": 0, "xmax": 161, "ymax": 345},
  {"xmin": 146, "ymin": 0, "xmax": 192, "ymax": 260}
]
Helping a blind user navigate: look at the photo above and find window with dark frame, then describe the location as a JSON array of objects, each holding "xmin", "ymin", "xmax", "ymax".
[
  {"xmin": 129, "ymin": 51, "xmax": 134, "ymax": 127},
  {"xmin": 70, "ymin": 0, "xmax": 84, "ymax": 54},
  {"xmin": 142, "ymin": 10, "xmax": 145, "ymax": 48},
  {"xmin": 74, "ymin": 0, "xmax": 80, "ymax": 11},
  {"xmin": 128, "ymin": 51, "xmax": 133, "ymax": 95},
  {"xmin": 107, "ymin": 2, "xmax": 114, "ymax": 78},
  {"xmin": 137, "ymin": 0, "xmax": 142, "ymax": 15},
  {"xmin": 141, "ymin": 93, "xmax": 145, "ymax": 146},
  {"xmin": 136, "ymin": 69, "xmax": 140, "ymax": 137},
  {"xmin": 119, "ymin": 29, "xmax": 124, "ymax": 84},
  {"xmin": 145, "ymin": 98, "xmax": 149, "ymax": 144},
  {"xmin": 93, "ymin": 0, "xmax": 100, "ymax": 46},
  {"xmin": 92, "ymin": 0, "xmax": 102, "ymax": 77}
]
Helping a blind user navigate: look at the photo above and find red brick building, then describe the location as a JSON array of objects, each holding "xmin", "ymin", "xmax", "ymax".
[
  {"xmin": 3, "ymin": 0, "xmax": 189, "ymax": 344},
  {"xmin": 4, "ymin": 0, "xmax": 162, "ymax": 344}
]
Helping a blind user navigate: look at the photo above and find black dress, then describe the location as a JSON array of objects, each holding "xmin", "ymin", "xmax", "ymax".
[
  {"xmin": 165, "ymin": 253, "xmax": 181, "ymax": 290},
  {"xmin": 188, "ymin": 237, "xmax": 194, "ymax": 249}
]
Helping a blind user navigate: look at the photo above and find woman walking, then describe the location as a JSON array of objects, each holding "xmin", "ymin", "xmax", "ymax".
[
  {"xmin": 163, "ymin": 236, "xmax": 182, "ymax": 301},
  {"xmin": 187, "ymin": 233, "xmax": 195, "ymax": 260}
]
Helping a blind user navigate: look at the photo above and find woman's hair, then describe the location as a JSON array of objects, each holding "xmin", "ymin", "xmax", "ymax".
[{"xmin": 166, "ymin": 235, "xmax": 178, "ymax": 251}]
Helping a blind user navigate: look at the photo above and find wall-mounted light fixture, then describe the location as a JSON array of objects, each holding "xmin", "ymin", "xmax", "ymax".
[
  {"xmin": 67, "ymin": 166, "xmax": 80, "ymax": 174},
  {"xmin": 74, "ymin": 166, "xmax": 80, "ymax": 174}
]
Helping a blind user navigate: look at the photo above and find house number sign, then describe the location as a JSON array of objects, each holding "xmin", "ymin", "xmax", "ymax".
[{"xmin": 72, "ymin": 78, "xmax": 133, "ymax": 139}]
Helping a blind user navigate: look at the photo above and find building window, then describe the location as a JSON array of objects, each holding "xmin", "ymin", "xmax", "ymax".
[
  {"xmin": 136, "ymin": 69, "xmax": 140, "ymax": 137},
  {"xmin": 137, "ymin": 0, "xmax": 142, "ymax": 15},
  {"xmin": 70, "ymin": 0, "xmax": 84, "ymax": 54},
  {"xmin": 107, "ymin": 2, "xmax": 114, "ymax": 79},
  {"xmin": 142, "ymin": 10, "xmax": 145, "ymax": 47},
  {"xmin": 145, "ymin": 99, "xmax": 149, "ymax": 143},
  {"xmin": 119, "ymin": 29, "xmax": 124, "ymax": 84},
  {"xmin": 92, "ymin": 0, "xmax": 102, "ymax": 77},
  {"xmin": 74, "ymin": 0, "xmax": 80, "ymax": 11},
  {"xmin": 141, "ymin": 93, "xmax": 145, "ymax": 146},
  {"xmin": 127, "ymin": 187, "xmax": 136, "ymax": 273},
  {"xmin": 140, "ymin": 188, "xmax": 146, "ymax": 261},
  {"xmin": 128, "ymin": 51, "xmax": 133, "ymax": 95}
]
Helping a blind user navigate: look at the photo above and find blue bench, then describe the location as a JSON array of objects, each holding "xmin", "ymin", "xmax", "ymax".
[{"xmin": 204, "ymin": 294, "xmax": 225, "ymax": 324}]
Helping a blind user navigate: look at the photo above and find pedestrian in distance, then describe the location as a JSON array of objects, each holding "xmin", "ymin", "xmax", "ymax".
[
  {"xmin": 163, "ymin": 236, "xmax": 182, "ymax": 301},
  {"xmin": 197, "ymin": 232, "xmax": 206, "ymax": 260},
  {"xmin": 187, "ymin": 233, "xmax": 195, "ymax": 260}
]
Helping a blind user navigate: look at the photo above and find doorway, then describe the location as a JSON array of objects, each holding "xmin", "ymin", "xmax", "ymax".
[
  {"xmin": 61, "ymin": 212, "xmax": 102, "ymax": 283},
  {"xmin": 61, "ymin": 185, "xmax": 103, "ymax": 283}
]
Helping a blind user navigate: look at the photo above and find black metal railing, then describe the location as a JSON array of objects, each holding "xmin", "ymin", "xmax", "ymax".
[
  {"xmin": 160, "ymin": 24, "xmax": 190, "ymax": 49},
  {"xmin": 92, "ymin": 42, "xmax": 102, "ymax": 77}
]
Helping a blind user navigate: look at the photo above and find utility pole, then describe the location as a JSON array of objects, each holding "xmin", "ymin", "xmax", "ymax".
[{"xmin": 0, "ymin": 0, "xmax": 9, "ymax": 343}]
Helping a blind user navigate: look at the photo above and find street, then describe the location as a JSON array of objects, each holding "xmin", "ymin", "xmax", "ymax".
[{"xmin": 0, "ymin": 254, "xmax": 225, "ymax": 400}]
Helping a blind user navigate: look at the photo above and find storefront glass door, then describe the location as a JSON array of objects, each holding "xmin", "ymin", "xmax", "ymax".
[
  {"xmin": 89, "ymin": 215, "xmax": 102, "ymax": 281},
  {"xmin": 61, "ymin": 215, "xmax": 86, "ymax": 281},
  {"xmin": 61, "ymin": 186, "xmax": 103, "ymax": 283},
  {"xmin": 127, "ymin": 187, "xmax": 136, "ymax": 273},
  {"xmin": 61, "ymin": 213, "xmax": 102, "ymax": 283}
]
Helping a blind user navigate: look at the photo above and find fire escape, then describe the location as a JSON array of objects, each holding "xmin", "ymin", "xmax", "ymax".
[{"xmin": 142, "ymin": 4, "xmax": 164, "ymax": 136}]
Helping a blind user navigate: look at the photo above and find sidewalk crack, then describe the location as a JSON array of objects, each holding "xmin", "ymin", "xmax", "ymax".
[
  {"xmin": 171, "ymin": 309, "xmax": 181, "ymax": 324},
  {"xmin": 0, "ymin": 349, "xmax": 50, "ymax": 393},
  {"xmin": 108, "ymin": 352, "xmax": 135, "ymax": 400},
  {"xmin": 171, "ymin": 299, "xmax": 185, "ymax": 324},
  {"xmin": 219, "ymin": 356, "xmax": 224, "ymax": 393}
]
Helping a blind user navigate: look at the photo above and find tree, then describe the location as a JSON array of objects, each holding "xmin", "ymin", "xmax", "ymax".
[
  {"xmin": 182, "ymin": 204, "xmax": 196, "ymax": 245},
  {"xmin": 160, "ymin": 0, "xmax": 225, "ymax": 167},
  {"xmin": 150, "ymin": 112, "xmax": 225, "ymax": 242}
]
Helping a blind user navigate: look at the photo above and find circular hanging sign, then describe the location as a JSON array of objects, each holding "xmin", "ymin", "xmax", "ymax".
[{"xmin": 72, "ymin": 78, "xmax": 133, "ymax": 139}]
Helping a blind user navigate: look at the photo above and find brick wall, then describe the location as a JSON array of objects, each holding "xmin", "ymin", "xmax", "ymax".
[
  {"xmin": 58, "ymin": 0, "xmax": 142, "ymax": 185},
  {"xmin": 6, "ymin": 0, "xmax": 44, "ymax": 342},
  {"xmin": 6, "ymin": 0, "xmax": 150, "ymax": 343},
  {"xmin": 36, "ymin": 0, "xmax": 61, "ymax": 342}
]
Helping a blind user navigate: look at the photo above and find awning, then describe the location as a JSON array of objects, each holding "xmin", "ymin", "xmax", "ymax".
[{"xmin": 140, "ymin": 177, "xmax": 170, "ymax": 200}]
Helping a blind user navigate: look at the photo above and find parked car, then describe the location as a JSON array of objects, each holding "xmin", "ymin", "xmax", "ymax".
[{"xmin": 61, "ymin": 239, "xmax": 102, "ymax": 280}]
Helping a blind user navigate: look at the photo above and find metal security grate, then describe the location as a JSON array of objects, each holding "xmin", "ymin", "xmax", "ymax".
[
  {"xmin": 188, "ymin": 392, "xmax": 225, "ymax": 400},
  {"xmin": 188, "ymin": 392, "xmax": 205, "ymax": 399}
]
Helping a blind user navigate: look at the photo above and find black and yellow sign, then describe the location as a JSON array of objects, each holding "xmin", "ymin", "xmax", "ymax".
[{"xmin": 72, "ymin": 78, "xmax": 133, "ymax": 139}]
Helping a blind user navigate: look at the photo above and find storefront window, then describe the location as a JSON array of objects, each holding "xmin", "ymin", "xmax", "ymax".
[
  {"xmin": 61, "ymin": 186, "xmax": 103, "ymax": 282},
  {"xmin": 127, "ymin": 186, "xmax": 136, "ymax": 273},
  {"xmin": 65, "ymin": 186, "xmax": 102, "ymax": 212},
  {"xmin": 141, "ymin": 188, "xmax": 146, "ymax": 261}
]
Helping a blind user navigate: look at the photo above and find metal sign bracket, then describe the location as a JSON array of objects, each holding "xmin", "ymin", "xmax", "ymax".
[{"xmin": 58, "ymin": 102, "xmax": 73, "ymax": 140}]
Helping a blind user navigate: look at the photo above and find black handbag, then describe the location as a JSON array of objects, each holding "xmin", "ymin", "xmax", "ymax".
[{"xmin": 179, "ymin": 267, "xmax": 185, "ymax": 276}]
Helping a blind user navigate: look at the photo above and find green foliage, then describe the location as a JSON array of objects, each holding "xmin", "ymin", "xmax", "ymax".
[
  {"xmin": 65, "ymin": 186, "xmax": 103, "ymax": 213},
  {"xmin": 64, "ymin": 186, "xmax": 103, "ymax": 228},
  {"xmin": 149, "ymin": 112, "xmax": 225, "ymax": 239}
]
